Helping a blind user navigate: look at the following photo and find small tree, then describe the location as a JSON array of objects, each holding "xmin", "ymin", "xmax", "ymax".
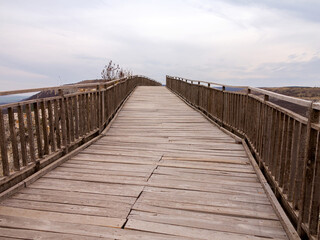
[{"xmin": 101, "ymin": 60, "xmax": 132, "ymax": 81}]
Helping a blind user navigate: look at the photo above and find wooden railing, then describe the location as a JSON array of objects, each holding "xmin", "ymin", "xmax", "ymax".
[
  {"xmin": 167, "ymin": 75, "xmax": 320, "ymax": 240},
  {"xmin": 0, "ymin": 76, "xmax": 161, "ymax": 192}
]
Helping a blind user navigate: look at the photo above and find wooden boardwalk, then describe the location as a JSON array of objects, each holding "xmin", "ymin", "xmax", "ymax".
[{"xmin": 0, "ymin": 86, "xmax": 290, "ymax": 239}]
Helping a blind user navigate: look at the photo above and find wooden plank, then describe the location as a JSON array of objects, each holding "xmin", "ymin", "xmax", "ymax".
[
  {"xmin": 101, "ymin": 88, "xmax": 105, "ymax": 125},
  {"xmin": 74, "ymin": 96, "xmax": 79, "ymax": 139},
  {"xmin": 135, "ymin": 196, "xmax": 277, "ymax": 220},
  {"xmin": 158, "ymin": 160, "xmax": 254, "ymax": 173},
  {"xmin": 7, "ymin": 107, "xmax": 20, "ymax": 171},
  {"xmin": 126, "ymin": 219, "xmax": 284, "ymax": 240},
  {"xmin": 0, "ymin": 227, "xmax": 114, "ymax": 240},
  {"xmin": 56, "ymin": 165, "xmax": 151, "ymax": 178},
  {"xmin": 154, "ymin": 167, "xmax": 259, "ymax": 183},
  {"xmin": 74, "ymin": 152, "xmax": 160, "ymax": 164},
  {"xmin": 283, "ymin": 117, "xmax": 293, "ymax": 193},
  {"xmin": 293, "ymin": 123, "xmax": 306, "ymax": 209},
  {"xmin": 139, "ymin": 189, "xmax": 270, "ymax": 209},
  {"xmin": 29, "ymin": 178, "xmax": 144, "ymax": 197},
  {"xmin": 128, "ymin": 210, "xmax": 287, "ymax": 239},
  {"xmin": 12, "ymin": 192, "xmax": 132, "ymax": 210},
  {"xmin": 0, "ymin": 215, "xmax": 186, "ymax": 240},
  {"xmin": 19, "ymin": 188, "xmax": 136, "ymax": 204},
  {"xmin": 0, "ymin": 205, "xmax": 125, "ymax": 227},
  {"xmin": 65, "ymin": 160, "xmax": 156, "ymax": 172},
  {"xmin": 59, "ymin": 97, "xmax": 67, "ymax": 147},
  {"xmin": 132, "ymin": 201, "xmax": 278, "ymax": 228},
  {"xmin": 0, "ymin": 110, "xmax": 9, "ymax": 176},
  {"xmin": 78, "ymin": 94, "xmax": 84, "ymax": 137},
  {"xmin": 40, "ymin": 101, "xmax": 49, "ymax": 155},
  {"xmin": 308, "ymin": 131, "xmax": 320, "ymax": 235},
  {"xmin": 65, "ymin": 97, "xmax": 71, "ymax": 144},
  {"xmin": 150, "ymin": 172, "xmax": 261, "ymax": 187},
  {"xmin": 17, "ymin": 105, "xmax": 27, "ymax": 166},
  {"xmin": 33, "ymin": 102, "xmax": 43, "ymax": 158},
  {"xmin": 47, "ymin": 100, "xmax": 56, "ymax": 152},
  {"xmin": 87, "ymin": 93, "xmax": 91, "ymax": 132},
  {"xmin": 298, "ymin": 106, "xmax": 320, "ymax": 233},
  {"xmin": 53, "ymin": 99, "xmax": 61, "ymax": 149},
  {"xmin": 69, "ymin": 96, "xmax": 75, "ymax": 142},
  {"xmin": 43, "ymin": 170, "xmax": 147, "ymax": 185},
  {"xmin": 288, "ymin": 120, "xmax": 300, "ymax": 201},
  {"xmin": 0, "ymin": 198, "xmax": 129, "ymax": 218},
  {"xmin": 25, "ymin": 104, "xmax": 35, "ymax": 161}
]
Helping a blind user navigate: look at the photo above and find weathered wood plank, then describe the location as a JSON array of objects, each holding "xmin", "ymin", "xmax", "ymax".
[
  {"xmin": 0, "ymin": 215, "xmax": 186, "ymax": 240},
  {"xmin": 17, "ymin": 105, "xmax": 27, "ymax": 166},
  {"xmin": 126, "ymin": 219, "xmax": 284, "ymax": 240},
  {"xmin": 0, "ymin": 110, "xmax": 9, "ymax": 176},
  {"xmin": 25, "ymin": 104, "xmax": 36, "ymax": 161},
  {"xmin": 0, "ymin": 205, "xmax": 125, "ymax": 227},
  {"xmin": 128, "ymin": 210, "xmax": 287, "ymax": 239},
  {"xmin": 53, "ymin": 99, "xmax": 61, "ymax": 149},
  {"xmin": 7, "ymin": 107, "xmax": 20, "ymax": 171}
]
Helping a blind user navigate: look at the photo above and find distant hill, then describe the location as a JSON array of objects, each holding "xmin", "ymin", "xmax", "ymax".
[
  {"xmin": 0, "ymin": 95, "xmax": 28, "ymax": 105},
  {"xmin": 263, "ymin": 87, "xmax": 320, "ymax": 102},
  {"xmin": 261, "ymin": 87, "xmax": 320, "ymax": 117}
]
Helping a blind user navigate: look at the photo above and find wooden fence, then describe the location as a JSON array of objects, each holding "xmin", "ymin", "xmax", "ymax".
[
  {"xmin": 0, "ymin": 76, "xmax": 160, "ymax": 192},
  {"xmin": 167, "ymin": 75, "xmax": 320, "ymax": 240}
]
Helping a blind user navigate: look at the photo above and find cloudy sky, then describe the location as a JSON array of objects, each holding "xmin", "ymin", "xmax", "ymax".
[{"xmin": 0, "ymin": 0, "xmax": 320, "ymax": 90}]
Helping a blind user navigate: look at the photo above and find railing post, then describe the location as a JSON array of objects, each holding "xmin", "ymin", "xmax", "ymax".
[
  {"xmin": 197, "ymin": 81, "xmax": 200, "ymax": 106},
  {"xmin": 207, "ymin": 84, "xmax": 212, "ymax": 117},
  {"xmin": 59, "ymin": 89, "xmax": 68, "ymax": 153},
  {"xmin": 17, "ymin": 104, "xmax": 27, "ymax": 166},
  {"xmin": 0, "ymin": 108, "xmax": 9, "ymax": 176},
  {"xmin": 298, "ymin": 102, "xmax": 320, "ymax": 236},
  {"xmin": 221, "ymin": 86, "xmax": 226, "ymax": 126},
  {"xmin": 26, "ymin": 103, "xmax": 36, "ymax": 160},
  {"xmin": 8, "ymin": 107, "xmax": 20, "ymax": 171},
  {"xmin": 244, "ymin": 88, "xmax": 251, "ymax": 134},
  {"xmin": 96, "ymin": 85, "xmax": 103, "ymax": 129}
]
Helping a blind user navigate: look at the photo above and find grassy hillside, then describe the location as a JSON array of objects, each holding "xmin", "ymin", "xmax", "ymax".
[
  {"xmin": 263, "ymin": 87, "xmax": 320, "ymax": 102},
  {"xmin": 261, "ymin": 87, "xmax": 320, "ymax": 117}
]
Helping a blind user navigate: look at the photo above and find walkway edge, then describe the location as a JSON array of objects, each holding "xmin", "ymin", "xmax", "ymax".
[{"xmin": 243, "ymin": 140, "xmax": 300, "ymax": 240}]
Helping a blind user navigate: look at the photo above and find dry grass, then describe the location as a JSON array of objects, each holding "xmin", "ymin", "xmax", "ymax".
[{"xmin": 263, "ymin": 87, "xmax": 320, "ymax": 102}]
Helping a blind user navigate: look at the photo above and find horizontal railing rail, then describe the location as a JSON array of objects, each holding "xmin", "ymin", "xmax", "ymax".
[
  {"xmin": 167, "ymin": 75, "xmax": 320, "ymax": 240},
  {"xmin": 0, "ymin": 75, "xmax": 161, "ymax": 192}
]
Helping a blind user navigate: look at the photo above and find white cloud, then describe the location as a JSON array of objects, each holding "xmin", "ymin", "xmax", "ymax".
[{"xmin": 0, "ymin": 0, "xmax": 320, "ymax": 89}]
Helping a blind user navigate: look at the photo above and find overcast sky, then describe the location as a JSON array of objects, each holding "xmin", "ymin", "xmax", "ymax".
[{"xmin": 1, "ymin": 0, "xmax": 320, "ymax": 90}]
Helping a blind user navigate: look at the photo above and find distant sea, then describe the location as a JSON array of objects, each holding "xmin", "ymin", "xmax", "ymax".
[{"xmin": 0, "ymin": 95, "xmax": 27, "ymax": 105}]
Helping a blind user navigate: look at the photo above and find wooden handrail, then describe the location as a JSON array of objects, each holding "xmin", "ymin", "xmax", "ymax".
[
  {"xmin": 167, "ymin": 75, "xmax": 320, "ymax": 240},
  {"xmin": 167, "ymin": 75, "xmax": 320, "ymax": 110},
  {"xmin": 0, "ymin": 76, "xmax": 161, "ymax": 191},
  {"xmin": 0, "ymin": 75, "xmax": 156, "ymax": 97},
  {"xmin": 166, "ymin": 75, "xmax": 248, "ymax": 89}
]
